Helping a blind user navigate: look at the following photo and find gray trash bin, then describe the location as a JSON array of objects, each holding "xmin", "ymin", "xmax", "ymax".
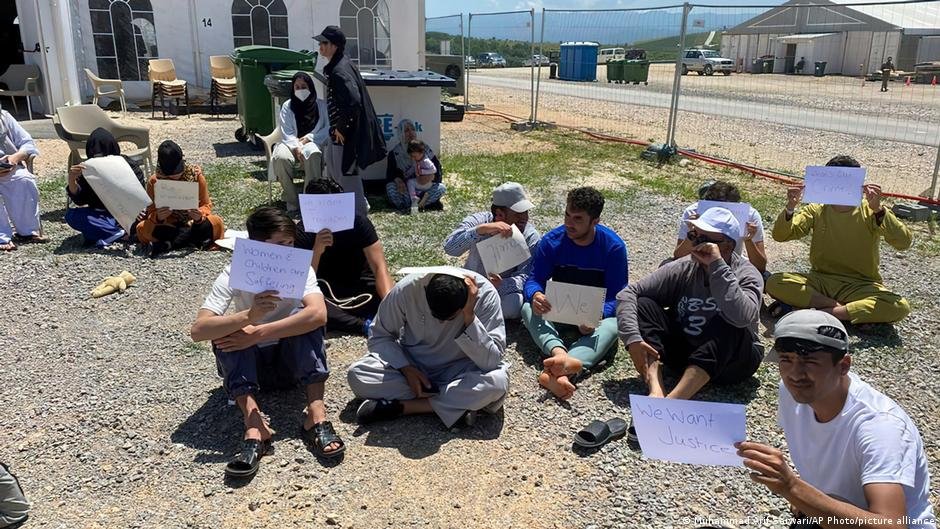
[{"xmin": 814, "ymin": 61, "xmax": 828, "ymax": 77}]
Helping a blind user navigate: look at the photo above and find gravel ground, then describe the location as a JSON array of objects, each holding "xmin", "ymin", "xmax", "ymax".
[
  {"xmin": 468, "ymin": 82, "xmax": 939, "ymax": 198},
  {"xmin": 1, "ymin": 112, "xmax": 937, "ymax": 529}
]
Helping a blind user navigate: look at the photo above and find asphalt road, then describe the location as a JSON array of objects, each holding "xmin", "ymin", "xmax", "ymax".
[{"xmin": 470, "ymin": 74, "xmax": 940, "ymax": 147}]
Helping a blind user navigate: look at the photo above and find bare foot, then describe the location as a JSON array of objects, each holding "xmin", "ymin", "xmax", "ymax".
[
  {"xmin": 538, "ymin": 371, "xmax": 576, "ymax": 400},
  {"xmin": 0, "ymin": 242, "xmax": 16, "ymax": 252},
  {"xmin": 543, "ymin": 354, "xmax": 583, "ymax": 378}
]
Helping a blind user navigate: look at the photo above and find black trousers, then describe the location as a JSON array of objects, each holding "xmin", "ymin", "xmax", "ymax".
[
  {"xmin": 635, "ymin": 296, "xmax": 763, "ymax": 384},
  {"xmin": 151, "ymin": 218, "xmax": 214, "ymax": 249},
  {"xmin": 323, "ymin": 276, "xmax": 381, "ymax": 335}
]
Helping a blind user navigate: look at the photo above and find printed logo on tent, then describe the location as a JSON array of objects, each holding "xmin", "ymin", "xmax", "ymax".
[{"xmin": 376, "ymin": 114, "xmax": 423, "ymax": 142}]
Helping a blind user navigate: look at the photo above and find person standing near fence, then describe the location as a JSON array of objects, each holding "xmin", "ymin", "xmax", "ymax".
[
  {"xmin": 315, "ymin": 25, "xmax": 387, "ymax": 215},
  {"xmin": 881, "ymin": 57, "xmax": 895, "ymax": 92}
]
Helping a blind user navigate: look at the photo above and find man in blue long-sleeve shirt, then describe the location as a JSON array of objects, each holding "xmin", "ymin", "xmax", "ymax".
[{"xmin": 522, "ymin": 187, "xmax": 628, "ymax": 400}]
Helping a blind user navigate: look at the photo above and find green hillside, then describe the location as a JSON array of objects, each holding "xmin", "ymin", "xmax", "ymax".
[{"xmin": 631, "ymin": 31, "xmax": 722, "ymax": 61}]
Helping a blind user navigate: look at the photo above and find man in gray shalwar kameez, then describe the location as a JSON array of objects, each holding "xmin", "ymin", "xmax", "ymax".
[{"xmin": 347, "ymin": 269, "xmax": 510, "ymax": 427}]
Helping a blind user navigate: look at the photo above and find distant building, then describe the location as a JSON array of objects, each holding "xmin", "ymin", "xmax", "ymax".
[{"xmin": 721, "ymin": 0, "xmax": 940, "ymax": 75}]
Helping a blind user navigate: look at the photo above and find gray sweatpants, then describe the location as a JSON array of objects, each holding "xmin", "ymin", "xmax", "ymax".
[
  {"xmin": 270, "ymin": 143, "xmax": 323, "ymax": 213},
  {"xmin": 0, "ymin": 464, "xmax": 29, "ymax": 528},
  {"xmin": 328, "ymin": 142, "xmax": 369, "ymax": 216},
  {"xmin": 346, "ymin": 354, "xmax": 509, "ymax": 427}
]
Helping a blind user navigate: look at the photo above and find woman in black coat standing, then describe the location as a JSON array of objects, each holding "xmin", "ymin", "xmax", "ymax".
[{"xmin": 314, "ymin": 25, "xmax": 387, "ymax": 215}]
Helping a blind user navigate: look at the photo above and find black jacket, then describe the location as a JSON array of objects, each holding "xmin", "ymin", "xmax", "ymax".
[{"xmin": 325, "ymin": 54, "xmax": 387, "ymax": 174}]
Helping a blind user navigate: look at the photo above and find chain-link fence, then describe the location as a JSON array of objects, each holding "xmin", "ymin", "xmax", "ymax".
[
  {"xmin": 457, "ymin": 1, "xmax": 940, "ymax": 200},
  {"xmin": 465, "ymin": 9, "xmax": 536, "ymax": 120},
  {"xmin": 425, "ymin": 14, "xmax": 465, "ymax": 95}
]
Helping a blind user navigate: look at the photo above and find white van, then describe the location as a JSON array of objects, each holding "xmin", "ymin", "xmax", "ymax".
[{"xmin": 599, "ymin": 47, "xmax": 625, "ymax": 63}]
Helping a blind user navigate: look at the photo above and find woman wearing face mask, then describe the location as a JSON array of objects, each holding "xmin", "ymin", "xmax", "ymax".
[
  {"xmin": 136, "ymin": 140, "xmax": 225, "ymax": 257},
  {"xmin": 65, "ymin": 127, "xmax": 146, "ymax": 247},
  {"xmin": 271, "ymin": 71, "xmax": 330, "ymax": 215}
]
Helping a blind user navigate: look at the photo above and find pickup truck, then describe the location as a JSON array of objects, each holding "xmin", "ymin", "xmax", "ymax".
[{"xmin": 681, "ymin": 49, "xmax": 734, "ymax": 76}]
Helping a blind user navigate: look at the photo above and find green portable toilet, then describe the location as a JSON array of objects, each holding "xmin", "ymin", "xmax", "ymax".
[{"xmin": 230, "ymin": 45, "xmax": 316, "ymax": 142}]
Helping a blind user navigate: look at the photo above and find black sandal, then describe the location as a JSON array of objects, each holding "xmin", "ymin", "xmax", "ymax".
[
  {"xmin": 224, "ymin": 438, "xmax": 272, "ymax": 478},
  {"xmin": 303, "ymin": 421, "xmax": 346, "ymax": 459}
]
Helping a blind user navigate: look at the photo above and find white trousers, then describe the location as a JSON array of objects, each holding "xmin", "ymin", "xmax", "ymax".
[
  {"xmin": 0, "ymin": 169, "xmax": 41, "ymax": 243},
  {"xmin": 270, "ymin": 143, "xmax": 323, "ymax": 213}
]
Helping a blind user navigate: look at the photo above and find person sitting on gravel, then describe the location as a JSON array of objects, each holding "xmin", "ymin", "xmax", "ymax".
[
  {"xmin": 522, "ymin": 187, "xmax": 628, "ymax": 400},
  {"xmin": 190, "ymin": 207, "xmax": 342, "ymax": 476},
  {"xmin": 765, "ymin": 155, "xmax": 912, "ymax": 326},
  {"xmin": 672, "ymin": 180, "xmax": 767, "ymax": 275},
  {"xmin": 386, "ymin": 121, "xmax": 445, "ymax": 212},
  {"xmin": 617, "ymin": 207, "xmax": 764, "ymax": 406},
  {"xmin": 0, "ymin": 104, "xmax": 45, "ymax": 252},
  {"xmin": 270, "ymin": 71, "xmax": 330, "ymax": 215},
  {"xmin": 294, "ymin": 179, "xmax": 394, "ymax": 336},
  {"xmin": 737, "ymin": 310, "xmax": 936, "ymax": 529},
  {"xmin": 136, "ymin": 140, "xmax": 225, "ymax": 257},
  {"xmin": 347, "ymin": 270, "xmax": 509, "ymax": 428},
  {"xmin": 65, "ymin": 128, "xmax": 146, "ymax": 247},
  {"xmin": 0, "ymin": 462, "xmax": 29, "ymax": 528},
  {"xmin": 443, "ymin": 182, "xmax": 540, "ymax": 319}
]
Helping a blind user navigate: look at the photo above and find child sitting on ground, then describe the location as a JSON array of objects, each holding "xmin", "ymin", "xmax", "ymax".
[{"xmin": 410, "ymin": 157, "xmax": 446, "ymax": 212}]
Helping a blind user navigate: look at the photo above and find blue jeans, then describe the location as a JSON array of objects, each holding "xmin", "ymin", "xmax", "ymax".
[
  {"xmin": 213, "ymin": 328, "xmax": 328, "ymax": 398},
  {"xmin": 65, "ymin": 207, "xmax": 124, "ymax": 246}
]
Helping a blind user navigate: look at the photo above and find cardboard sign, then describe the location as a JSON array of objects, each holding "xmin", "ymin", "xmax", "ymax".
[
  {"xmin": 299, "ymin": 192, "xmax": 355, "ymax": 232},
  {"xmin": 544, "ymin": 280, "xmax": 606, "ymax": 327},
  {"xmin": 629, "ymin": 395, "xmax": 745, "ymax": 467},
  {"xmin": 229, "ymin": 238, "xmax": 314, "ymax": 299},
  {"xmin": 154, "ymin": 179, "xmax": 199, "ymax": 210},
  {"xmin": 803, "ymin": 166, "xmax": 866, "ymax": 207},
  {"xmin": 696, "ymin": 200, "xmax": 753, "ymax": 238},
  {"xmin": 476, "ymin": 224, "xmax": 531, "ymax": 276},
  {"xmin": 81, "ymin": 155, "xmax": 152, "ymax": 232},
  {"xmin": 395, "ymin": 266, "xmax": 467, "ymax": 279}
]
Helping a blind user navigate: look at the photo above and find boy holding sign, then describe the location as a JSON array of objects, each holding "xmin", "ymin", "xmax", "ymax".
[
  {"xmin": 617, "ymin": 207, "xmax": 764, "ymax": 404},
  {"xmin": 738, "ymin": 310, "xmax": 935, "ymax": 529},
  {"xmin": 766, "ymin": 156, "xmax": 913, "ymax": 325},
  {"xmin": 522, "ymin": 187, "xmax": 629, "ymax": 400},
  {"xmin": 443, "ymin": 182, "xmax": 541, "ymax": 319},
  {"xmin": 191, "ymin": 207, "xmax": 342, "ymax": 478}
]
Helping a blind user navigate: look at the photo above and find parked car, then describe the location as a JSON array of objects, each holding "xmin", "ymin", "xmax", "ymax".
[
  {"xmin": 523, "ymin": 54, "xmax": 550, "ymax": 66},
  {"xmin": 599, "ymin": 47, "xmax": 625, "ymax": 63},
  {"xmin": 477, "ymin": 52, "xmax": 507, "ymax": 68},
  {"xmin": 465, "ymin": 55, "xmax": 476, "ymax": 68},
  {"xmin": 681, "ymin": 48, "xmax": 734, "ymax": 76}
]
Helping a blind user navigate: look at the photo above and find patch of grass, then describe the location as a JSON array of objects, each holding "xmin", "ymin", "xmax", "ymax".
[{"xmin": 201, "ymin": 160, "xmax": 270, "ymax": 227}]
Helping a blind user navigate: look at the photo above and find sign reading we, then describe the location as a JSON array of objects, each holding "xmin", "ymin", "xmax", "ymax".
[
  {"xmin": 629, "ymin": 395, "xmax": 746, "ymax": 467},
  {"xmin": 803, "ymin": 166, "xmax": 866, "ymax": 207},
  {"xmin": 544, "ymin": 280, "xmax": 606, "ymax": 327}
]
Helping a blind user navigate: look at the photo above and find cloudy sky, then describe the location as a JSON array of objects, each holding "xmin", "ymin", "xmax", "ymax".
[{"xmin": 425, "ymin": 0, "xmax": 783, "ymax": 19}]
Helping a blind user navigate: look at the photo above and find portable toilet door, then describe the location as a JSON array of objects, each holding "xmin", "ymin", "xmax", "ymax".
[{"xmin": 559, "ymin": 42, "xmax": 598, "ymax": 82}]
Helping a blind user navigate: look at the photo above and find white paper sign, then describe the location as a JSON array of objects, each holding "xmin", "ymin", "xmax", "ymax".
[
  {"xmin": 396, "ymin": 266, "xmax": 467, "ymax": 279},
  {"xmin": 476, "ymin": 224, "xmax": 531, "ymax": 275},
  {"xmin": 803, "ymin": 166, "xmax": 866, "ymax": 206},
  {"xmin": 229, "ymin": 238, "xmax": 314, "ymax": 299},
  {"xmin": 696, "ymin": 200, "xmax": 753, "ymax": 238},
  {"xmin": 299, "ymin": 192, "xmax": 355, "ymax": 232},
  {"xmin": 81, "ymin": 155, "xmax": 152, "ymax": 232},
  {"xmin": 214, "ymin": 229, "xmax": 248, "ymax": 251},
  {"xmin": 154, "ymin": 179, "xmax": 199, "ymax": 210},
  {"xmin": 544, "ymin": 280, "xmax": 606, "ymax": 327},
  {"xmin": 629, "ymin": 395, "xmax": 745, "ymax": 467}
]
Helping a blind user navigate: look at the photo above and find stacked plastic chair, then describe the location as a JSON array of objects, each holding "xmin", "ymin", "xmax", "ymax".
[
  {"xmin": 209, "ymin": 55, "xmax": 238, "ymax": 118},
  {"xmin": 148, "ymin": 58, "xmax": 188, "ymax": 119}
]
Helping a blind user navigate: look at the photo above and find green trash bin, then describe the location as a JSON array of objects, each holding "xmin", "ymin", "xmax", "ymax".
[
  {"xmin": 623, "ymin": 60, "xmax": 650, "ymax": 85},
  {"xmin": 230, "ymin": 45, "xmax": 316, "ymax": 142},
  {"xmin": 607, "ymin": 59, "xmax": 625, "ymax": 83}
]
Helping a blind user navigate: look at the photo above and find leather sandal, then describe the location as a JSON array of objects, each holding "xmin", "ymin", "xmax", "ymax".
[
  {"xmin": 303, "ymin": 421, "xmax": 345, "ymax": 459},
  {"xmin": 224, "ymin": 438, "xmax": 272, "ymax": 478}
]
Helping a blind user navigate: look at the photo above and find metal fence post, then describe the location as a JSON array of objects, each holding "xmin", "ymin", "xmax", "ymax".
[
  {"xmin": 931, "ymin": 143, "xmax": 940, "ymax": 200},
  {"xmin": 465, "ymin": 13, "xmax": 472, "ymax": 109},
  {"xmin": 529, "ymin": 8, "xmax": 536, "ymax": 123},
  {"xmin": 665, "ymin": 3, "xmax": 692, "ymax": 148},
  {"xmin": 460, "ymin": 14, "xmax": 466, "ymax": 99},
  {"xmin": 535, "ymin": 8, "xmax": 546, "ymax": 125}
]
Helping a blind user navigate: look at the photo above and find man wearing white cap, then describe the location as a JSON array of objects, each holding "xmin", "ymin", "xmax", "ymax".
[
  {"xmin": 617, "ymin": 207, "xmax": 764, "ymax": 404},
  {"xmin": 737, "ymin": 310, "xmax": 935, "ymax": 529},
  {"xmin": 443, "ymin": 182, "xmax": 540, "ymax": 319}
]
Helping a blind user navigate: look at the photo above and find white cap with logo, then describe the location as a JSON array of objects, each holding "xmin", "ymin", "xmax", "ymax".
[
  {"xmin": 492, "ymin": 182, "xmax": 534, "ymax": 213},
  {"xmin": 688, "ymin": 207, "xmax": 741, "ymax": 241}
]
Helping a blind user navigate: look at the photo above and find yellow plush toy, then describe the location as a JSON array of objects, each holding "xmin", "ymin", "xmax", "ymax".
[{"xmin": 91, "ymin": 271, "xmax": 137, "ymax": 298}]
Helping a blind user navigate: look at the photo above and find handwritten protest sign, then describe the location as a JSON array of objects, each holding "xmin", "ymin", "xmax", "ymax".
[
  {"xmin": 696, "ymin": 200, "xmax": 753, "ymax": 238},
  {"xmin": 476, "ymin": 224, "xmax": 531, "ymax": 275},
  {"xmin": 299, "ymin": 192, "xmax": 355, "ymax": 232},
  {"xmin": 81, "ymin": 155, "xmax": 152, "ymax": 232},
  {"xmin": 396, "ymin": 266, "xmax": 467, "ymax": 279},
  {"xmin": 154, "ymin": 179, "xmax": 199, "ymax": 210},
  {"xmin": 544, "ymin": 280, "xmax": 606, "ymax": 327},
  {"xmin": 229, "ymin": 238, "xmax": 313, "ymax": 299},
  {"xmin": 803, "ymin": 166, "xmax": 866, "ymax": 207},
  {"xmin": 629, "ymin": 395, "xmax": 745, "ymax": 467}
]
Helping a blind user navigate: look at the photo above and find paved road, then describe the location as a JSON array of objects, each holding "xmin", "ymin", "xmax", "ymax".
[{"xmin": 471, "ymin": 74, "xmax": 940, "ymax": 147}]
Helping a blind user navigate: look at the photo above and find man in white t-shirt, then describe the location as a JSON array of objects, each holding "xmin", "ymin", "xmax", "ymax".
[
  {"xmin": 673, "ymin": 180, "xmax": 767, "ymax": 275},
  {"xmin": 190, "ymin": 207, "xmax": 342, "ymax": 479},
  {"xmin": 737, "ymin": 310, "xmax": 935, "ymax": 529}
]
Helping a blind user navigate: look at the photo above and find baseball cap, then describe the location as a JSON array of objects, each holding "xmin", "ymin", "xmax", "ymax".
[
  {"xmin": 314, "ymin": 26, "xmax": 346, "ymax": 47},
  {"xmin": 417, "ymin": 158, "xmax": 436, "ymax": 176},
  {"xmin": 492, "ymin": 182, "xmax": 534, "ymax": 213},
  {"xmin": 688, "ymin": 207, "xmax": 740, "ymax": 241},
  {"xmin": 774, "ymin": 309, "xmax": 849, "ymax": 353}
]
